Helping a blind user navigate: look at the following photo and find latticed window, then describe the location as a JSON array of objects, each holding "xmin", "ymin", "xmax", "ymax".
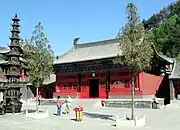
[
  {"xmin": 112, "ymin": 80, "xmax": 122, "ymax": 88},
  {"xmin": 111, "ymin": 80, "xmax": 130, "ymax": 88},
  {"xmin": 111, "ymin": 72, "xmax": 117, "ymax": 76},
  {"xmin": 124, "ymin": 80, "xmax": 130, "ymax": 88},
  {"xmin": 72, "ymin": 82, "xmax": 77, "ymax": 89},
  {"xmin": 100, "ymin": 80, "xmax": 106, "ymax": 85},
  {"xmin": 63, "ymin": 82, "xmax": 67, "ymax": 89},
  {"xmin": 68, "ymin": 82, "xmax": 72, "ymax": 90},
  {"xmin": 99, "ymin": 73, "xmax": 106, "ymax": 77},
  {"xmin": 118, "ymin": 72, "xmax": 129, "ymax": 76},
  {"xmin": 111, "ymin": 80, "xmax": 116, "ymax": 88},
  {"xmin": 117, "ymin": 80, "xmax": 122, "ymax": 88},
  {"xmin": 82, "ymin": 74, "xmax": 86, "ymax": 78},
  {"xmin": 81, "ymin": 81, "xmax": 87, "ymax": 87},
  {"xmin": 56, "ymin": 82, "xmax": 62, "ymax": 87}
]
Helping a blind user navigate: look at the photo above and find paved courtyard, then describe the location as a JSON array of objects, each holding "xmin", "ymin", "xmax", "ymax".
[{"xmin": 0, "ymin": 99, "xmax": 180, "ymax": 130}]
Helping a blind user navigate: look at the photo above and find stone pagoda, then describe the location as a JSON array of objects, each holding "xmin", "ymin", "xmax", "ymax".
[{"xmin": 0, "ymin": 14, "xmax": 28, "ymax": 114}]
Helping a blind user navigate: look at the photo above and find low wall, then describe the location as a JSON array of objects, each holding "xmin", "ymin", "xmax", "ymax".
[
  {"xmin": 109, "ymin": 95, "xmax": 155, "ymax": 99},
  {"xmin": 101, "ymin": 99, "xmax": 164, "ymax": 109},
  {"xmin": 53, "ymin": 92, "xmax": 77, "ymax": 99},
  {"xmin": 27, "ymin": 99, "xmax": 66, "ymax": 105},
  {"xmin": 109, "ymin": 91, "xmax": 143, "ymax": 99}
]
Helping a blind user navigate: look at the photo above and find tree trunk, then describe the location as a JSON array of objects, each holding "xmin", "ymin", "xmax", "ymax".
[
  {"xmin": 36, "ymin": 87, "xmax": 39, "ymax": 113},
  {"xmin": 131, "ymin": 76, "xmax": 135, "ymax": 120}
]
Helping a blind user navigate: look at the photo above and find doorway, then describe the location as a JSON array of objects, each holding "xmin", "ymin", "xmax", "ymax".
[{"xmin": 89, "ymin": 79, "xmax": 99, "ymax": 98}]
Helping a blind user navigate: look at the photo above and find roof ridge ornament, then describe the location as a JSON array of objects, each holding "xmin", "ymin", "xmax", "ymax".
[
  {"xmin": 15, "ymin": 13, "xmax": 18, "ymax": 18},
  {"xmin": 73, "ymin": 37, "xmax": 80, "ymax": 46}
]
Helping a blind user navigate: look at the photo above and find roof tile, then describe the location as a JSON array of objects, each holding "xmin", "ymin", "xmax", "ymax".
[{"xmin": 54, "ymin": 38, "xmax": 121, "ymax": 64}]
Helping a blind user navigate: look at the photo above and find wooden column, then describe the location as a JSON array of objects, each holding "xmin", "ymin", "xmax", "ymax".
[
  {"xmin": 106, "ymin": 71, "xmax": 110, "ymax": 92},
  {"xmin": 77, "ymin": 73, "xmax": 81, "ymax": 92}
]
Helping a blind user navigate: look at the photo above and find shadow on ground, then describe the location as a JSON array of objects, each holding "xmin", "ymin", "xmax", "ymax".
[
  {"xmin": 22, "ymin": 109, "xmax": 44, "ymax": 114},
  {"xmin": 70, "ymin": 119, "xmax": 78, "ymax": 122},
  {"xmin": 83, "ymin": 112, "xmax": 115, "ymax": 121}
]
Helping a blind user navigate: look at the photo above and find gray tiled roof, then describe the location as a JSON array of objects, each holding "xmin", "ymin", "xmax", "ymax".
[
  {"xmin": 169, "ymin": 60, "xmax": 180, "ymax": 79},
  {"xmin": 54, "ymin": 38, "xmax": 121, "ymax": 64},
  {"xmin": 156, "ymin": 53, "xmax": 174, "ymax": 64},
  {"xmin": 26, "ymin": 74, "xmax": 56, "ymax": 86},
  {"xmin": 0, "ymin": 58, "xmax": 26, "ymax": 65},
  {"xmin": 0, "ymin": 49, "xmax": 7, "ymax": 64},
  {"xmin": 0, "ymin": 46, "xmax": 27, "ymax": 64},
  {"xmin": 0, "ymin": 60, "xmax": 8, "ymax": 65},
  {"xmin": 0, "ymin": 45, "xmax": 30, "ymax": 54},
  {"xmin": 151, "ymin": 43, "xmax": 174, "ymax": 64},
  {"xmin": 0, "ymin": 47, "xmax": 9, "ymax": 65},
  {"xmin": 43, "ymin": 74, "xmax": 56, "ymax": 85},
  {"xmin": 0, "ymin": 49, "xmax": 9, "ymax": 54},
  {"xmin": 19, "ymin": 57, "xmax": 27, "ymax": 63},
  {"xmin": 54, "ymin": 38, "xmax": 175, "ymax": 65}
]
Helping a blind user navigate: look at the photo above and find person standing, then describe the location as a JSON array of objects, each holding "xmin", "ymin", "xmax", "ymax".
[
  {"xmin": 37, "ymin": 94, "xmax": 42, "ymax": 105},
  {"xmin": 56, "ymin": 96, "xmax": 62, "ymax": 116},
  {"xmin": 0, "ymin": 92, "xmax": 3, "ymax": 104},
  {"xmin": 65, "ymin": 95, "xmax": 72, "ymax": 114}
]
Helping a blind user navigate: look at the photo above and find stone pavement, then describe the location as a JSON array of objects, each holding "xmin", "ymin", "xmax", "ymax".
[{"xmin": 0, "ymin": 99, "xmax": 180, "ymax": 130}]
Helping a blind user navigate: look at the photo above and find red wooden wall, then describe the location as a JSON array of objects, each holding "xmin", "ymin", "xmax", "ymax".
[
  {"xmin": 55, "ymin": 68, "xmax": 134, "ymax": 98},
  {"xmin": 56, "ymin": 73, "xmax": 78, "ymax": 97},
  {"xmin": 109, "ymin": 68, "xmax": 132, "ymax": 97},
  {"xmin": 55, "ymin": 69, "xmax": 166, "ymax": 99},
  {"xmin": 55, "ymin": 72, "xmax": 107, "ymax": 98},
  {"xmin": 139, "ymin": 72, "xmax": 164, "ymax": 95}
]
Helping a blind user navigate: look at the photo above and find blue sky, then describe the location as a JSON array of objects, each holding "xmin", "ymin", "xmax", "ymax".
[{"xmin": 0, "ymin": 0, "xmax": 175, "ymax": 55}]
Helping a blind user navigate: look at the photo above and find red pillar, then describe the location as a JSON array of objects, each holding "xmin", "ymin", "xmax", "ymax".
[
  {"xmin": 2, "ymin": 72, "xmax": 4, "ymax": 80},
  {"xmin": 22, "ymin": 69, "xmax": 24, "ymax": 78}
]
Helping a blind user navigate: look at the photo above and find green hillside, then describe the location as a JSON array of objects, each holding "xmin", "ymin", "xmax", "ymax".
[{"xmin": 143, "ymin": 1, "xmax": 180, "ymax": 59}]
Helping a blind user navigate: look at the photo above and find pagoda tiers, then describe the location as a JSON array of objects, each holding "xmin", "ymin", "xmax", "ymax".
[
  {"xmin": 0, "ymin": 14, "xmax": 28, "ymax": 113},
  {"xmin": 53, "ymin": 37, "xmax": 180, "ymax": 104}
]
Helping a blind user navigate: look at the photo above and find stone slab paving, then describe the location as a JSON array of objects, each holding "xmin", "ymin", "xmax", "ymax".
[{"xmin": 0, "ymin": 99, "xmax": 180, "ymax": 130}]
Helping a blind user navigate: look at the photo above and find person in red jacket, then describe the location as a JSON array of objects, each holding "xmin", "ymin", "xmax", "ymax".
[{"xmin": 56, "ymin": 96, "xmax": 62, "ymax": 116}]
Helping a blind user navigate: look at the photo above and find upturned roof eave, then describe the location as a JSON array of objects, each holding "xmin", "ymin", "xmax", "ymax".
[{"xmin": 152, "ymin": 43, "xmax": 174, "ymax": 64}]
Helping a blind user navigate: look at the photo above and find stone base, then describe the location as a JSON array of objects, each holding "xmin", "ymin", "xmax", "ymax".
[
  {"xmin": 25, "ymin": 109, "xmax": 49, "ymax": 119},
  {"xmin": 5, "ymin": 105, "xmax": 22, "ymax": 113},
  {"xmin": 115, "ymin": 114, "xmax": 146, "ymax": 127},
  {"xmin": 102, "ymin": 99, "xmax": 164, "ymax": 109}
]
